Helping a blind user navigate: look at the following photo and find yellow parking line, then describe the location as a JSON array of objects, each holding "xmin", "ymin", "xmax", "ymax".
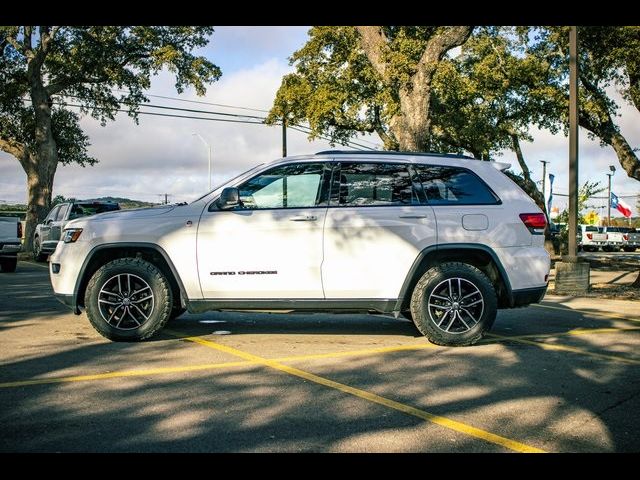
[
  {"xmin": 487, "ymin": 333, "xmax": 640, "ymax": 365},
  {"xmin": 275, "ymin": 342, "xmax": 437, "ymax": 362},
  {"xmin": 0, "ymin": 361, "xmax": 253, "ymax": 388},
  {"xmin": 0, "ymin": 342, "xmax": 440, "ymax": 389},
  {"xmin": 533, "ymin": 303, "xmax": 640, "ymax": 324},
  {"xmin": 480, "ymin": 326, "xmax": 640, "ymax": 344},
  {"xmin": 5, "ymin": 324, "xmax": 639, "ymax": 390},
  {"xmin": 179, "ymin": 333, "xmax": 545, "ymax": 453}
]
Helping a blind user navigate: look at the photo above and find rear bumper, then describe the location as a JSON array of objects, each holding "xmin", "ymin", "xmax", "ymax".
[
  {"xmin": 511, "ymin": 285, "xmax": 547, "ymax": 307},
  {"xmin": 0, "ymin": 242, "xmax": 21, "ymax": 256}
]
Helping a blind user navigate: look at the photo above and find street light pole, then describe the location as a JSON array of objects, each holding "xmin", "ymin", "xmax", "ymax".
[
  {"xmin": 540, "ymin": 160, "xmax": 549, "ymax": 208},
  {"xmin": 606, "ymin": 165, "xmax": 616, "ymax": 226},
  {"xmin": 192, "ymin": 133, "xmax": 212, "ymax": 191}
]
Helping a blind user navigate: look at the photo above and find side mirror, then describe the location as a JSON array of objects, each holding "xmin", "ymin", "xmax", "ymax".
[{"xmin": 217, "ymin": 187, "xmax": 241, "ymax": 210}]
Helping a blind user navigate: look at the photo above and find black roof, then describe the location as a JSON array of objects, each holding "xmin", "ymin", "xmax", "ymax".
[{"xmin": 315, "ymin": 150, "xmax": 474, "ymax": 160}]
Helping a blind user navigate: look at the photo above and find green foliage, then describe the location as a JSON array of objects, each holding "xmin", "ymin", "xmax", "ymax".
[
  {"xmin": 268, "ymin": 26, "xmax": 392, "ymax": 147},
  {"xmin": 0, "ymin": 26, "xmax": 220, "ymax": 164},
  {"xmin": 556, "ymin": 181, "xmax": 606, "ymax": 225},
  {"xmin": 268, "ymin": 26, "xmax": 561, "ymax": 160}
]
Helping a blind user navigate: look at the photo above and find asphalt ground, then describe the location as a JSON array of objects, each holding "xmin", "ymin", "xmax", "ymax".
[{"xmin": 1, "ymin": 261, "xmax": 639, "ymax": 453}]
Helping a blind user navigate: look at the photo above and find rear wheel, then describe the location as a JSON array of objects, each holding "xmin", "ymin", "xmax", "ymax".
[
  {"xmin": 0, "ymin": 256, "xmax": 17, "ymax": 273},
  {"xmin": 85, "ymin": 257, "xmax": 173, "ymax": 341},
  {"xmin": 410, "ymin": 262, "xmax": 497, "ymax": 346},
  {"xmin": 623, "ymin": 247, "xmax": 637, "ymax": 252}
]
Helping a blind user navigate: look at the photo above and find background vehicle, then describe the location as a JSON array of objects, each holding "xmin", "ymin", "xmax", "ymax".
[
  {"xmin": 0, "ymin": 216, "xmax": 22, "ymax": 272},
  {"xmin": 34, "ymin": 200, "xmax": 120, "ymax": 261},
  {"xmin": 602, "ymin": 226, "xmax": 626, "ymax": 252},
  {"xmin": 580, "ymin": 225, "xmax": 607, "ymax": 252},
  {"xmin": 49, "ymin": 151, "xmax": 550, "ymax": 346},
  {"xmin": 620, "ymin": 227, "xmax": 639, "ymax": 252}
]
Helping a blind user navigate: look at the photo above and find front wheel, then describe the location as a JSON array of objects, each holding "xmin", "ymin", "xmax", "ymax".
[
  {"xmin": 623, "ymin": 247, "xmax": 637, "ymax": 252},
  {"xmin": 410, "ymin": 262, "xmax": 497, "ymax": 346},
  {"xmin": 85, "ymin": 257, "xmax": 173, "ymax": 341}
]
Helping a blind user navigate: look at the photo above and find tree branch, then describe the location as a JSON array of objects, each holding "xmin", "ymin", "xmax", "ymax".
[
  {"xmin": 355, "ymin": 26, "xmax": 389, "ymax": 81},
  {"xmin": 0, "ymin": 138, "xmax": 26, "ymax": 161},
  {"xmin": 411, "ymin": 26, "xmax": 473, "ymax": 92}
]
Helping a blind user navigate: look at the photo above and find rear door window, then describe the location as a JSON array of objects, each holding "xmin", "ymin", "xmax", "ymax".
[{"xmin": 331, "ymin": 163, "xmax": 416, "ymax": 207}]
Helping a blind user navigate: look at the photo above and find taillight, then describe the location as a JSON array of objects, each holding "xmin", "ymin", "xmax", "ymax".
[
  {"xmin": 519, "ymin": 213, "xmax": 546, "ymax": 235},
  {"xmin": 17, "ymin": 222, "xmax": 23, "ymax": 239},
  {"xmin": 586, "ymin": 233, "xmax": 593, "ymax": 240},
  {"xmin": 623, "ymin": 234, "xmax": 629, "ymax": 241}
]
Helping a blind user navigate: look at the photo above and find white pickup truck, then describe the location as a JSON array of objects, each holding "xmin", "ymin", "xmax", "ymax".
[
  {"xmin": 580, "ymin": 225, "xmax": 607, "ymax": 252},
  {"xmin": 0, "ymin": 216, "xmax": 22, "ymax": 272},
  {"xmin": 620, "ymin": 227, "xmax": 640, "ymax": 252}
]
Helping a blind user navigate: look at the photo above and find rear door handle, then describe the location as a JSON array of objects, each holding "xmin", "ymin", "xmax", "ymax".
[
  {"xmin": 289, "ymin": 215, "xmax": 317, "ymax": 221},
  {"xmin": 399, "ymin": 214, "xmax": 428, "ymax": 219}
]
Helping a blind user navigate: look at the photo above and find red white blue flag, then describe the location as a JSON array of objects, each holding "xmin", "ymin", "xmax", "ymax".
[{"xmin": 611, "ymin": 192, "xmax": 632, "ymax": 218}]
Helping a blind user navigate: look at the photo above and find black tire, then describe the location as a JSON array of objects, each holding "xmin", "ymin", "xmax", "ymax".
[
  {"xmin": 84, "ymin": 257, "xmax": 173, "ymax": 341},
  {"xmin": 410, "ymin": 262, "xmax": 497, "ymax": 346},
  {"xmin": 602, "ymin": 246, "xmax": 614, "ymax": 252},
  {"xmin": 623, "ymin": 247, "xmax": 637, "ymax": 252},
  {"xmin": 0, "ymin": 256, "xmax": 17, "ymax": 273},
  {"xmin": 33, "ymin": 236, "xmax": 47, "ymax": 262}
]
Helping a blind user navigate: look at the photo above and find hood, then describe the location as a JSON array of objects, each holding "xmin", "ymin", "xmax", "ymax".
[
  {"xmin": 66, "ymin": 205, "xmax": 178, "ymax": 228},
  {"xmin": 95, "ymin": 205, "xmax": 178, "ymax": 220}
]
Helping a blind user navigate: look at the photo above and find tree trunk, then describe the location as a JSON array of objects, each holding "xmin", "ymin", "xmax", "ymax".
[
  {"xmin": 391, "ymin": 89, "xmax": 432, "ymax": 152},
  {"xmin": 509, "ymin": 134, "xmax": 546, "ymax": 212},
  {"xmin": 21, "ymin": 153, "xmax": 57, "ymax": 253},
  {"xmin": 20, "ymin": 69, "xmax": 60, "ymax": 253}
]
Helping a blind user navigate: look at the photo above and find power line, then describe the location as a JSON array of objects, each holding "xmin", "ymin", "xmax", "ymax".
[
  {"xmin": 114, "ymin": 89, "xmax": 270, "ymax": 113},
  {"xmin": 63, "ymin": 94, "xmax": 267, "ymax": 120}
]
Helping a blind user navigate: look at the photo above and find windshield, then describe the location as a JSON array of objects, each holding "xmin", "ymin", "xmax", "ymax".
[{"xmin": 191, "ymin": 163, "xmax": 265, "ymax": 204}]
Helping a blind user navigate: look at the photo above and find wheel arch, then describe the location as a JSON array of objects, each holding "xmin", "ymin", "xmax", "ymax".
[
  {"xmin": 74, "ymin": 243, "xmax": 187, "ymax": 314},
  {"xmin": 395, "ymin": 244, "xmax": 513, "ymax": 312}
]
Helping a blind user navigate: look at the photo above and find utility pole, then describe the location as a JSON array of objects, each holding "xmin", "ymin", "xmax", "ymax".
[
  {"xmin": 164, "ymin": 193, "xmax": 169, "ymax": 205},
  {"xmin": 540, "ymin": 160, "xmax": 549, "ymax": 209},
  {"xmin": 606, "ymin": 165, "xmax": 616, "ymax": 226},
  {"xmin": 567, "ymin": 26, "xmax": 579, "ymax": 259},
  {"xmin": 282, "ymin": 116, "xmax": 287, "ymax": 157},
  {"xmin": 556, "ymin": 26, "xmax": 590, "ymax": 294}
]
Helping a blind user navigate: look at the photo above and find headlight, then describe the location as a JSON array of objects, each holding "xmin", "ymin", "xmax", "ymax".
[{"xmin": 62, "ymin": 228, "xmax": 83, "ymax": 243}]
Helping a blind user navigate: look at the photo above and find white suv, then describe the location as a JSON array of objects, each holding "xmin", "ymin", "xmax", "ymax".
[{"xmin": 49, "ymin": 151, "xmax": 550, "ymax": 346}]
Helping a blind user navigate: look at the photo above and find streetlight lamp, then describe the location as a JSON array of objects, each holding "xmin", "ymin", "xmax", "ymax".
[
  {"xmin": 606, "ymin": 165, "xmax": 616, "ymax": 226},
  {"xmin": 192, "ymin": 133, "xmax": 212, "ymax": 191}
]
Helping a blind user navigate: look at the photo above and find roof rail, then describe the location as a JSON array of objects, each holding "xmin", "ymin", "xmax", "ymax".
[{"xmin": 314, "ymin": 149, "xmax": 474, "ymax": 159}]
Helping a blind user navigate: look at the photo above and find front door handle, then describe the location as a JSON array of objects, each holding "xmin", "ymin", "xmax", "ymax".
[
  {"xmin": 289, "ymin": 215, "xmax": 318, "ymax": 221},
  {"xmin": 399, "ymin": 214, "xmax": 428, "ymax": 219}
]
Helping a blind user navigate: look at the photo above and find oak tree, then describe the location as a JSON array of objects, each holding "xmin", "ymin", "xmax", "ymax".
[{"xmin": 0, "ymin": 26, "xmax": 220, "ymax": 252}]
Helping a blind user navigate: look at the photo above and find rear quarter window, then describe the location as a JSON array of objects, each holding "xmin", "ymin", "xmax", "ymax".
[{"xmin": 413, "ymin": 165, "xmax": 500, "ymax": 205}]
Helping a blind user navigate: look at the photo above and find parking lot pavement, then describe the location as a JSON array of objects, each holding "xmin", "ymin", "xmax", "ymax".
[{"xmin": 1, "ymin": 262, "xmax": 639, "ymax": 452}]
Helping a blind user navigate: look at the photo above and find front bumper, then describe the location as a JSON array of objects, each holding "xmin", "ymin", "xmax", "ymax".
[{"xmin": 54, "ymin": 293, "xmax": 76, "ymax": 311}]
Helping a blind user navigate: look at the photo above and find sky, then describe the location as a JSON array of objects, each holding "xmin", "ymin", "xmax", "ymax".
[{"xmin": 0, "ymin": 26, "xmax": 638, "ymax": 218}]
